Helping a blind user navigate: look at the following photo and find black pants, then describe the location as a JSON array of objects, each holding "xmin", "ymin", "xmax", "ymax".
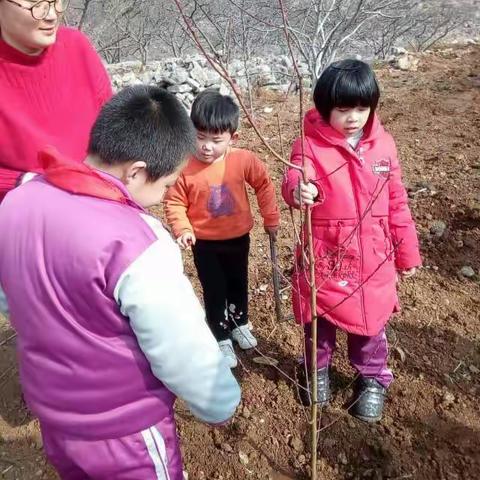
[{"xmin": 192, "ymin": 234, "xmax": 250, "ymax": 341}]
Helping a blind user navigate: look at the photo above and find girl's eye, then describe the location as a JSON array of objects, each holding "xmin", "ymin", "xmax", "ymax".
[{"xmin": 337, "ymin": 108, "xmax": 349, "ymax": 112}]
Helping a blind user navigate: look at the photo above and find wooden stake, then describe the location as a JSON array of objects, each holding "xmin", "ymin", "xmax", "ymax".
[
  {"xmin": 268, "ymin": 232, "xmax": 283, "ymax": 322},
  {"xmin": 276, "ymin": 1, "xmax": 319, "ymax": 477}
]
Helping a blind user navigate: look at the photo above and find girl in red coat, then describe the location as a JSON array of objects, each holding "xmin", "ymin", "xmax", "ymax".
[{"xmin": 282, "ymin": 60, "xmax": 421, "ymax": 422}]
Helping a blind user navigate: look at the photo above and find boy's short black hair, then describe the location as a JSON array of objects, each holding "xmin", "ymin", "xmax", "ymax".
[
  {"xmin": 88, "ymin": 85, "xmax": 195, "ymax": 181},
  {"xmin": 190, "ymin": 89, "xmax": 239, "ymax": 135},
  {"xmin": 313, "ymin": 59, "xmax": 380, "ymax": 122}
]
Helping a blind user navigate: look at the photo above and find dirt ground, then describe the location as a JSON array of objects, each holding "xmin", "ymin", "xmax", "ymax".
[{"xmin": 1, "ymin": 45, "xmax": 479, "ymax": 480}]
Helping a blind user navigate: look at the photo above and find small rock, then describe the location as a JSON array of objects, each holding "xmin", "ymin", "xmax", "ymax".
[
  {"xmin": 337, "ymin": 451, "xmax": 348, "ymax": 465},
  {"xmin": 464, "ymin": 237, "xmax": 477, "ymax": 249},
  {"xmin": 170, "ymin": 67, "xmax": 189, "ymax": 84},
  {"xmin": 460, "ymin": 266, "xmax": 475, "ymax": 278},
  {"xmin": 221, "ymin": 442, "xmax": 233, "ymax": 453},
  {"xmin": 263, "ymin": 107, "xmax": 273, "ymax": 114},
  {"xmin": 396, "ymin": 54, "xmax": 419, "ymax": 71},
  {"xmin": 442, "ymin": 391, "xmax": 455, "ymax": 407},
  {"xmin": 242, "ymin": 406, "xmax": 251, "ymax": 419},
  {"xmin": 391, "ymin": 46, "xmax": 407, "ymax": 55},
  {"xmin": 298, "ymin": 454, "xmax": 306, "ymax": 465},
  {"xmin": 238, "ymin": 450, "xmax": 249, "ymax": 465},
  {"xmin": 289, "ymin": 436, "xmax": 304, "ymax": 452},
  {"xmin": 469, "ymin": 365, "xmax": 480, "ymax": 374},
  {"xmin": 167, "ymin": 83, "xmax": 193, "ymax": 94},
  {"xmin": 430, "ymin": 220, "xmax": 447, "ymax": 238}
]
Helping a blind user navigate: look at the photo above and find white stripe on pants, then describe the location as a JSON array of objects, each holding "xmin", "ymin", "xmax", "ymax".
[{"xmin": 141, "ymin": 427, "xmax": 170, "ymax": 480}]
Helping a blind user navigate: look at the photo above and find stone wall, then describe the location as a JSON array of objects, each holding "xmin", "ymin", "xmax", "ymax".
[{"xmin": 106, "ymin": 55, "xmax": 311, "ymax": 109}]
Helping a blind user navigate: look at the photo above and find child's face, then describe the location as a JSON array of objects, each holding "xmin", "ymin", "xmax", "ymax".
[
  {"xmin": 195, "ymin": 130, "xmax": 237, "ymax": 164},
  {"xmin": 125, "ymin": 162, "xmax": 182, "ymax": 208},
  {"xmin": 329, "ymin": 106, "xmax": 371, "ymax": 137}
]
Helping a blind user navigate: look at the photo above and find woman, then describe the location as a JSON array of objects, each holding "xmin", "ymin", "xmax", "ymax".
[{"xmin": 0, "ymin": 0, "xmax": 112, "ymax": 201}]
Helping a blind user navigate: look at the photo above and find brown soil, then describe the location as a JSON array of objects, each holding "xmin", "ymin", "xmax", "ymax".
[{"xmin": 1, "ymin": 45, "xmax": 479, "ymax": 480}]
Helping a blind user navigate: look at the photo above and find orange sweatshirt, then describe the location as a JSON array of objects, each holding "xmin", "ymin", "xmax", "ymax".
[{"xmin": 164, "ymin": 148, "xmax": 280, "ymax": 241}]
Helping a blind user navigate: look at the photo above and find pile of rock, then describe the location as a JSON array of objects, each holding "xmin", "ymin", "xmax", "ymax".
[{"xmin": 106, "ymin": 55, "xmax": 311, "ymax": 108}]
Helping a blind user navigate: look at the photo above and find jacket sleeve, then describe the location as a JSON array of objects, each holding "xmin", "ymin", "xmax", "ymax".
[
  {"xmin": 245, "ymin": 154, "xmax": 280, "ymax": 227},
  {"xmin": 163, "ymin": 175, "xmax": 194, "ymax": 238},
  {"xmin": 0, "ymin": 283, "xmax": 9, "ymax": 316},
  {"xmin": 114, "ymin": 220, "xmax": 240, "ymax": 424},
  {"xmin": 388, "ymin": 143, "xmax": 422, "ymax": 270},
  {"xmin": 0, "ymin": 166, "xmax": 22, "ymax": 201}
]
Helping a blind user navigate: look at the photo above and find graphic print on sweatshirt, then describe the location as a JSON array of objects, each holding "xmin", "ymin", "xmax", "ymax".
[{"xmin": 207, "ymin": 184, "xmax": 235, "ymax": 218}]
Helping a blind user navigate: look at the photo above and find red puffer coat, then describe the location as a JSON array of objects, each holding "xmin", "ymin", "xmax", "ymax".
[{"xmin": 282, "ymin": 108, "xmax": 421, "ymax": 336}]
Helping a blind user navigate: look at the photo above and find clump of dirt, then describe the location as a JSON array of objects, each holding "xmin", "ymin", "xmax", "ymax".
[{"xmin": 1, "ymin": 45, "xmax": 479, "ymax": 480}]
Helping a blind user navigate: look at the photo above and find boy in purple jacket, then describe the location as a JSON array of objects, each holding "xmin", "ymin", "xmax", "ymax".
[{"xmin": 0, "ymin": 86, "xmax": 241, "ymax": 480}]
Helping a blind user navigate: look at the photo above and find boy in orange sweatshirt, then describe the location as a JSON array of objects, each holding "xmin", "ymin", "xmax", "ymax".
[{"xmin": 164, "ymin": 89, "xmax": 280, "ymax": 368}]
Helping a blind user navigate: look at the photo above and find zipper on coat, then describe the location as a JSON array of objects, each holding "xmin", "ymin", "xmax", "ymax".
[
  {"xmin": 346, "ymin": 158, "xmax": 368, "ymax": 330},
  {"xmin": 356, "ymin": 145, "xmax": 365, "ymax": 166},
  {"xmin": 346, "ymin": 142, "xmax": 365, "ymax": 167}
]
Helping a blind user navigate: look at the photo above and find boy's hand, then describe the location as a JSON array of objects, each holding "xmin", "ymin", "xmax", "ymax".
[
  {"xmin": 294, "ymin": 182, "xmax": 318, "ymax": 206},
  {"xmin": 265, "ymin": 225, "xmax": 279, "ymax": 240},
  {"xmin": 399, "ymin": 267, "xmax": 417, "ymax": 278},
  {"xmin": 177, "ymin": 231, "xmax": 196, "ymax": 249}
]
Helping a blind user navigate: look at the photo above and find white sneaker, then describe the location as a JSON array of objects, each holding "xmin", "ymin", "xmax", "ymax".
[
  {"xmin": 231, "ymin": 324, "xmax": 258, "ymax": 350},
  {"xmin": 218, "ymin": 339, "xmax": 237, "ymax": 368}
]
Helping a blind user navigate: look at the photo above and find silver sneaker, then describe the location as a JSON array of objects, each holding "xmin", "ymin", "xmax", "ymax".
[
  {"xmin": 218, "ymin": 339, "xmax": 238, "ymax": 368},
  {"xmin": 231, "ymin": 324, "xmax": 258, "ymax": 350}
]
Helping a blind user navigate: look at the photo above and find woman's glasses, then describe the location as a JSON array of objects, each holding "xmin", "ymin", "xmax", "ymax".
[{"xmin": 5, "ymin": 0, "xmax": 69, "ymax": 21}]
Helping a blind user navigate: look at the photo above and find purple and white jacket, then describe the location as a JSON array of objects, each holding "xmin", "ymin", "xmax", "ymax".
[{"xmin": 0, "ymin": 159, "xmax": 240, "ymax": 455}]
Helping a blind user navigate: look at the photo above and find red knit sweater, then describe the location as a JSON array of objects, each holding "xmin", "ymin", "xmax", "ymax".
[{"xmin": 0, "ymin": 27, "xmax": 112, "ymax": 201}]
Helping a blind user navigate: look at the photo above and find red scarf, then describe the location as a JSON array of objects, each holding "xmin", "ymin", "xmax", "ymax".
[{"xmin": 39, "ymin": 147, "xmax": 131, "ymax": 205}]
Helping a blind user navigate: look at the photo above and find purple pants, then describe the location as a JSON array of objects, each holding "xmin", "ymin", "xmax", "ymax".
[
  {"xmin": 304, "ymin": 318, "xmax": 393, "ymax": 388},
  {"xmin": 41, "ymin": 417, "xmax": 183, "ymax": 480}
]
